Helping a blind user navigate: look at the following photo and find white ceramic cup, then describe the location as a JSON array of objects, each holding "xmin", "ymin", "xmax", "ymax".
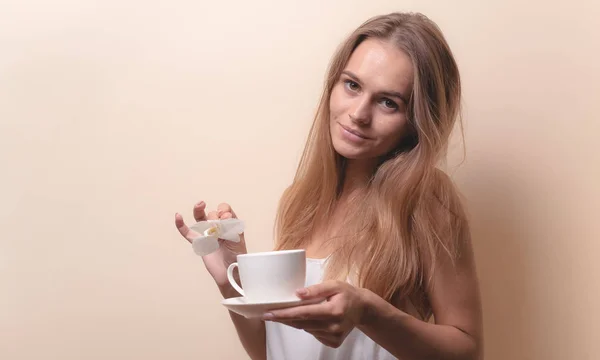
[{"xmin": 226, "ymin": 249, "xmax": 306, "ymax": 303}]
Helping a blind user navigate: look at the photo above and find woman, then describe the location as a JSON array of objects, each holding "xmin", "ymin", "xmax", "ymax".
[{"xmin": 175, "ymin": 12, "xmax": 483, "ymax": 360}]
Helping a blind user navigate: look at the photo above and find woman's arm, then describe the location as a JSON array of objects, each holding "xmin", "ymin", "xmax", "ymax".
[
  {"xmin": 174, "ymin": 203, "xmax": 266, "ymax": 360},
  {"xmin": 219, "ymin": 283, "xmax": 266, "ymax": 360},
  {"xmin": 357, "ymin": 290, "xmax": 479, "ymax": 360},
  {"xmin": 358, "ymin": 218, "xmax": 483, "ymax": 360}
]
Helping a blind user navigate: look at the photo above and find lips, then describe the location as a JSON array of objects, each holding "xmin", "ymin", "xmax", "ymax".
[{"xmin": 338, "ymin": 123, "xmax": 370, "ymax": 140}]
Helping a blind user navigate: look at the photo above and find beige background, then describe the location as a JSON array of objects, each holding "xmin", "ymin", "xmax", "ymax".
[{"xmin": 1, "ymin": 0, "xmax": 598, "ymax": 359}]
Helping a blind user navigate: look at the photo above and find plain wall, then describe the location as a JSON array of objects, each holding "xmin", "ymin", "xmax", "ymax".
[{"xmin": 1, "ymin": 0, "xmax": 598, "ymax": 359}]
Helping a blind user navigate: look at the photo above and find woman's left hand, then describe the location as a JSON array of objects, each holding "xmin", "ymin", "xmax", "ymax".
[{"xmin": 262, "ymin": 280, "xmax": 369, "ymax": 348}]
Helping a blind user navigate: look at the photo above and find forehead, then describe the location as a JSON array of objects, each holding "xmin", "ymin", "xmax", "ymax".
[{"xmin": 345, "ymin": 38, "xmax": 413, "ymax": 95}]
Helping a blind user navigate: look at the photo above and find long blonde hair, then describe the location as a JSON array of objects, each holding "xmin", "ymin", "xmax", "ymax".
[{"xmin": 274, "ymin": 12, "xmax": 468, "ymax": 319}]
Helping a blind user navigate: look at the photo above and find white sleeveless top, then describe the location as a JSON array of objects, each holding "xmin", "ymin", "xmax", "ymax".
[{"xmin": 265, "ymin": 258, "xmax": 397, "ymax": 360}]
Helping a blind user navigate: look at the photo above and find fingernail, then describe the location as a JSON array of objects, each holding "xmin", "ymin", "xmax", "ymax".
[
  {"xmin": 262, "ymin": 313, "xmax": 274, "ymax": 320},
  {"xmin": 297, "ymin": 288, "xmax": 308, "ymax": 296},
  {"xmin": 196, "ymin": 202, "xmax": 204, "ymax": 208}
]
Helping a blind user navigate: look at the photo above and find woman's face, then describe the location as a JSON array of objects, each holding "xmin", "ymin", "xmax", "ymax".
[{"xmin": 329, "ymin": 38, "xmax": 414, "ymax": 160}]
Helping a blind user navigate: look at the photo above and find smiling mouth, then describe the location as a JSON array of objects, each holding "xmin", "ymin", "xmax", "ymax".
[{"xmin": 339, "ymin": 123, "xmax": 370, "ymax": 139}]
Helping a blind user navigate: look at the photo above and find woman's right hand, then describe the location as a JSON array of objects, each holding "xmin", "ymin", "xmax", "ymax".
[{"xmin": 175, "ymin": 201, "xmax": 247, "ymax": 291}]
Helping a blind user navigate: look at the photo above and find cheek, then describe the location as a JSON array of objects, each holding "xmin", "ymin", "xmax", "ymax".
[
  {"xmin": 329, "ymin": 86, "xmax": 346, "ymax": 121},
  {"xmin": 375, "ymin": 117, "xmax": 409, "ymax": 147}
]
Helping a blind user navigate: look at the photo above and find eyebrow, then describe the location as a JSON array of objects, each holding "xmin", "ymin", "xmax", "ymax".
[{"xmin": 341, "ymin": 70, "xmax": 409, "ymax": 104}]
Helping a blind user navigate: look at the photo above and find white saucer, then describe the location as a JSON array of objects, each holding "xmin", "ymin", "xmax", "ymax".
[{"xmin": 222, "ymin": 296, "xmax": 325, "ymax": 319}]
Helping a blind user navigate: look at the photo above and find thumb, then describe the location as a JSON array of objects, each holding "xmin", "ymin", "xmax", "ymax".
[
  {"xmin": 297, "ymin": 280, "xmax": 342, "ymax": 299},
  {"xmin": 217, "ymin": 203, "xmax": 237, "ymax": 219}
]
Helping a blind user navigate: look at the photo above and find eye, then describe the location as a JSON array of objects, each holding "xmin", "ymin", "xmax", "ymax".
[
  {"xmin": 344, "ymin": 79, "xmax": 360, "ymax": 92},
  {"xmin": 380, "ymin": 98, "xmax": 399, "ymax": 110}
]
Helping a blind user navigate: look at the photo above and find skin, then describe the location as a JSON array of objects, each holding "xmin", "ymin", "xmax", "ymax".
[
  {"xmin": 306, "ymin": 38, "xmax": 414, "ymax": 259},
  {"xmin": 174, "ymin": 38, "xmax": 483, "ymax": 360},
  {"xmin": 175, "ymin": 204, "xmax": 266, "ymax": 360},
  {"xmin": 329, "ymin": 38, "xmax": 413, "ymax": 163}
]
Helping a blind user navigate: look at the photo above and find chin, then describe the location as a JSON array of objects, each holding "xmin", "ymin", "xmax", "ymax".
[{"xmin": 332, "ymin": 138, "xmax": 372, "ymax": 160}]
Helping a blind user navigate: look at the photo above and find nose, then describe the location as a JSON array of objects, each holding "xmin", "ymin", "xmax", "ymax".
[{"xmin": 349, "ymin": 97, "xmax": 371, "ymax": 125}]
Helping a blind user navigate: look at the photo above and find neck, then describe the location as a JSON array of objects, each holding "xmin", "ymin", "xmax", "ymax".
[{"xmin": 340, "ymin": 157, "xmax": 378, "ymax": 198}]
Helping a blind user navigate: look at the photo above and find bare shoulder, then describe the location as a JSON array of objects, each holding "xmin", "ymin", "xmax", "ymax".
[
  {"xmin": 430, "ymin": 168, "xmax": 467, "ymax": 217},
  {"xmin": 425, "ymin": 168, "xmax": 471, "ymax": 258}
]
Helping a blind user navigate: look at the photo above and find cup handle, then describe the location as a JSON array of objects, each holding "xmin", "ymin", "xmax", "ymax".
[{"xmin": 226, "ymin": 262, "xmax": 245, "ymax": 297}]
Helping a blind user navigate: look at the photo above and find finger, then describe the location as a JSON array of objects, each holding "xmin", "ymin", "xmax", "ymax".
[
  {"xmin": 207, "ymin": 210, "xmax": 219, "ymax": 220},
  {"xmin": 217, "ymin": 203, "xmax": 237, "ymax": 218},
  {"xmin": 265, "ymin": 302, "xmax": 335, "ymax": 321},
  {"xmin": 297, "ymin": 280, "xmax": 343, "ymax": 300},
  {"xmin": 174, "ymin": 213, "xmax": 197, "ymax": 244},
  {"xmin": 193, "ymin": 201, "xmax": 207, "ymax": 222}
]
